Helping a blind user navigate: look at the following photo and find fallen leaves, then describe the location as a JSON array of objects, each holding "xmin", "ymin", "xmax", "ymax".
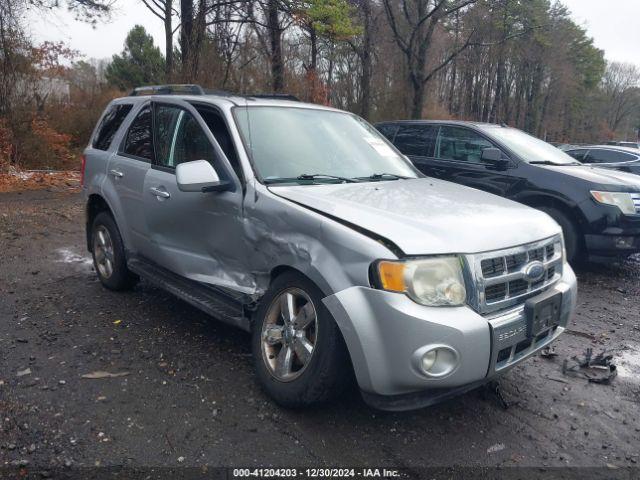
[{"xmin": 0, "ymin": 168, "xmax": 80, "ymax": 193}]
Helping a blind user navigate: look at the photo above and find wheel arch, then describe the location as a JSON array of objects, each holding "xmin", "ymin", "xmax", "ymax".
[
  {"xmin": 516, "ymin": 193, "xmax": 586, "ymax": 232},
  {"xmin": 85, "ymin": 194, "xmax": 115, "ymax": 252},
  {"xmin": 268, "ymin": 264, "xmax": 333, "ymax": 300}
]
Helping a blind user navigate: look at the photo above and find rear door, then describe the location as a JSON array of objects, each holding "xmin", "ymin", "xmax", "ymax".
[
  {"xmin": 106, "ymin": 102, "xmax": 154, "ymax": 254},
  {"xmin": 142, "ymin": 99, "xmax": 247, "ymax": 291},
  {"xmin": 393, "ymin": 124, "xmax": 440, "ymax": 177}
]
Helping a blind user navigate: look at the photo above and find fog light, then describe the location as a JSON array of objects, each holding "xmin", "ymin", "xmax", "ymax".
[
  {"xmin": 421, "ymin": 350, "xmax": 437, "ymax": 371},
  {"xmin": 614, "ymin": 236, "xmax": 634, "ymax": 249},
  {"xmin": 415, "ymin": 346, "xmax": 459, "ymax": 377}
]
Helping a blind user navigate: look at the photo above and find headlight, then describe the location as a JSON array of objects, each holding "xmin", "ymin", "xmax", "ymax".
[
  {"xmin": 375, "ymin": 257, "xmax": 467, "ymax": 306},
  {"xmin": 591, "ymin": 191, "xmax": 636, "ymax": 215}
]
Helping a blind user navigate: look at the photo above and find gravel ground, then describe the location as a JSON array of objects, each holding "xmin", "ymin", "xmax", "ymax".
[{"xmin": 1, "ymin": 189, "xmax": 639, "ymax": 476}]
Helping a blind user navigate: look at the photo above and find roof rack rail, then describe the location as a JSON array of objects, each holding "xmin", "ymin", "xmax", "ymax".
[
  {"xmin": 129, "ymin": 84, "xmax": 208, "ymax": 96},
  {"xmin": 128, "ymin": 84, "xmax": 301, "ymax": 102},
  {"xmin": 245, "ymin": 93, "xmax": 300, "ymax": 102}
]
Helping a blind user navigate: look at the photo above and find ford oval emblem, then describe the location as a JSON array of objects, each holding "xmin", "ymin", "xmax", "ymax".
[{"xmin": 523, "ymin": 261, "xmax": 545, "ymax": 282}]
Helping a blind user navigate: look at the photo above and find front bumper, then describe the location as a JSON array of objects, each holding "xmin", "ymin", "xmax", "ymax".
[
  {"xmin": 323, "ymin": 266, "xmax": 577, "ymax": 411},
  {"xmin": 582, "ymin": 202, "xmax": 640, "ymax": 258},
  {"xmin": 585, "ymin": 233, "xmax": 640, "ymax": 259}
]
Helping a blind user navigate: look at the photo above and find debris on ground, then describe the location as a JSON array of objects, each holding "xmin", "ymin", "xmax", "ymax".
[
  {"xmin": 564, "ymin": 329, "xmax": 597, "ymax": 341},
  {"xmin": 81, "ymin": 371, "xmax": 131, "ymax": 379},
  {"xmin": 487, "ymin": 443, "xmax": 506, "ymax": 454},
  {"xmin": 0, "ymin": 167, "xmax": 80, "ymax": 193},
  {"xmin": 562, "ymin": 348, "xmax": 617, "ymax": 384},
  {"xmin": 541, "ymin": 346, "xmax": 558, "ymax": 358},
  {"xmin": 16, "ymin": 368, "xmax": 32, "ymax": 377},
  {"xmin": 482, "ymin": 381, "xmax": 516, "ymax": 410}
]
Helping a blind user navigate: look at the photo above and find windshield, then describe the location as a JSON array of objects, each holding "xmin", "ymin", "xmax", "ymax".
[
  {"xmin": 481, "ymin": 126, "xmax": 580, "ymax": 166},
  {"xmin": 233, "ymin": 106, "xmax": 418, "ymax": 183}
]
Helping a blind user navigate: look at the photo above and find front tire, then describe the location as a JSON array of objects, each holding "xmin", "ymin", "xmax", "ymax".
[
  {"xmin": 91, "ymin": 212, "xmax": 138, "ymax": 291},
  {"xmin": 251, "ymin": 271, "xmax": 351, "ymax": 408},
  {"xmin": 538, "ymin": 206, "xmax": 581, "ymax": 264}
]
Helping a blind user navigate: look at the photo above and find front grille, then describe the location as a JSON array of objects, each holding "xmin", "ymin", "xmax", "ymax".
[
  {"xmin": 631, "ymin": 193, "xmax": 640, "ymax": 214},
  {"xmin": 485, "ymin": 283, "xmax": 507, "ymax": 302},
  {"xmin": 467, "ymin": 236, "xmax": 563, "ymax": 315}
]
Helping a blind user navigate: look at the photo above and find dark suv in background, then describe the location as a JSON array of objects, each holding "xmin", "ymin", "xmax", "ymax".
[{"xmin": 376, "ymin": 120, "xmax": 640, "ymax": 263}]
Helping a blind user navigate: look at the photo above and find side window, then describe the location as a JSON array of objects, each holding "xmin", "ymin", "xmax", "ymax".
[
  {"xmin": 585, "ymin": 149, "xmax": 636, "ymax": 164},
  {"xmin": 93, "ymin": 104, "xmax": 133, "ymax": 151},
  {"xmin": 123, "ymin": 105, "xmax": 154, "ymax": 161},
  {"xmin": 153, "ymin": 104, "xmax": 216, "ymax": 169},
  {"xmin": 394, "ymin": 125, "xmax": 437, "ymax": 157},
  {"xmin": 436, "ymin": 126, "xmax": 494, "ymax": 163},
  {"xmin": 566, "ymin": 149, "xmax": 589, "ymax": 162},
  {"xmin": 153, "ymin": 105, "xmax": 183, "ymax": 167},
  {"xmin": 376, "ymin": 124, "xmax": 398, "ymax": 142},
  {"xmin": 194, "ymin": 106, "xmax": 242, "ymax": 179}
]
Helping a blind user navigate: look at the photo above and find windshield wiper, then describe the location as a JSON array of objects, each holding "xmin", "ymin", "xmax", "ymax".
[
  {"xmin": 530, "ymin": 160, "xmax": 581, "ymax": 166},
  {"xmin": 367, "ymin": 173, "xmax": 410, "ymax": 180},
  {"xmin": 263, "ymin": 174, "xmax": 358, "ymax": 185},
  {"xmin": 296, "ymin": 173, "xmax": 358, "ymax": 183}
]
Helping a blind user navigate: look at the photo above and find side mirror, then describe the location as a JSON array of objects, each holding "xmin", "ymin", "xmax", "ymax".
[
  {"xmin": 481, "ymin": 148, "xmax": 510, "ymax": 169},
  {"xmin": 176, "ymin": 160, "xmax": 230, "ymax": 193}
]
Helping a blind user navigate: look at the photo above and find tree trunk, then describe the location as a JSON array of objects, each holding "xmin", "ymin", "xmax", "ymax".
[
  {"xmin": 410, "ymin": 78, "xmax": 426, "ymax": 119},
  {"xmin": 164, "ymin": 0, "xmax": 173, "ymax": 80},
  {"xmin": 267, "ymin": 0, "xmax": 284, "ymax": 92},
  {"xmin": 180, "ymin": 0, "xmax": 194, "ymax": 79},
  {"xmin": 359, "ymin": 0, "xmax": 372, "ymax": 119},
  {"xmin": 191, "ymin": 0, "xmax": 207, "ymax": 78},
  {"xmin": 310, "ymin": 28, "xmax": 318, "ymax": 70}
]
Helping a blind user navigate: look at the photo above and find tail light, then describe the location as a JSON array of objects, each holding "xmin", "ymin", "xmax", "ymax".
[{"xmin": 80, "ymin": 154, "xmax": 86, "ymax": 186}]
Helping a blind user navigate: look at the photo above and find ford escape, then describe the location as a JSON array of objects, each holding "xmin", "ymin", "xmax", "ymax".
[{"xmin": 82, "ymin": 85, "xmax": 577, "ymax": 411}]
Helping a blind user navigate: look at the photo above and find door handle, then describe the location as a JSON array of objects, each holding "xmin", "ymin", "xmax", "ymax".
[
  {"xmin": 149, "ymin": 187, "xmax": 171, "ymax": 199},
  {"xmin": 109, "ymin": 169, "xmax": 124, "ymax": 178}
]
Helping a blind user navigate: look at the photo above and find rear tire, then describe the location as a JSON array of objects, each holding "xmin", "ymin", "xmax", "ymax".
[
  {"xmin": 91, "ymin": 212, "xmax": 138, "ymax": 291},
  {"xmin": 537, "ymin": 206, "xmax": 581, "ymax": 264},
  {"xmin": 251, "ymin": 271, "xmax": 351, "ymax": 408}
]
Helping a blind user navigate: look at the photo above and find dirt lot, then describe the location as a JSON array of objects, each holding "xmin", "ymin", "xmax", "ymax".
[{"xmin": 1, "ymin": 189, "xmax": 639, "ymax": 476}]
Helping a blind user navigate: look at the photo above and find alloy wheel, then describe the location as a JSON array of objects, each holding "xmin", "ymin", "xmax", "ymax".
[
  {"xmin": 93, "ymin": 225, "xmax": 115, "ymax": 279},
  {"xmin": 261, "ymin": 288, "xmax": 318, "ymax": 382}
]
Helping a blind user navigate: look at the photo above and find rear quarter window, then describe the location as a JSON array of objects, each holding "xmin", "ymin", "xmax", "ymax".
[
  {"xmin": 123, "ymin": 105, "xmax": 154, "ymax": 161},
  {"xmin": 92, "ymin": 104, "xmax": 133, "ymax": 151}
]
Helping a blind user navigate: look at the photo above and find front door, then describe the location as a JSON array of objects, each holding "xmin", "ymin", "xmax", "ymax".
[
  {"xmin": 142, "ymin": 100, "xmax": 249, "ymax": 292},
  {"xmin": 428, "ymin": 125, "xmax": 520, "ymax": 197}
]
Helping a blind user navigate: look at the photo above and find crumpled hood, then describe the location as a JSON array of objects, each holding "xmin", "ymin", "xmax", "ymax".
[
  {"xmin": 269, "ymin": 178, "xmax": 560, "ymax": 255},
  {"xmin": 539, "ymin": 165, "xmax": 640, "ymax": 191}
]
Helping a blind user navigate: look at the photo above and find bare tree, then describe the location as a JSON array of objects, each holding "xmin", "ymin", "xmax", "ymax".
[
  {"xmin": 142, "ymin": 0, "xmax": 177, "ymax": 78},
  {"xmin": 382, "ymin": 0, "xmax": 478, "ymax": 118},
  {"xmin": 602, "ymin": 62, "xmax": 640, "ymax": 132}
]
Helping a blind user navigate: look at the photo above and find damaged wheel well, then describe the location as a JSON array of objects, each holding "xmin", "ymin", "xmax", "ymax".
[
  {"xmin": 86, "ymin": 194, "xmax": 113, "ymax": 252},
  {"xmin": 269, "ymin": 265, "xmax": 332, "ymax": 299},
  {"xmin": 270, "ymin": 265, "xmax": 303, "ymax": 284}
]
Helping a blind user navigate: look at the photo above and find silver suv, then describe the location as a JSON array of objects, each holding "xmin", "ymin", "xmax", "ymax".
[{"xmin": 82, "ymin": 85, "xmax": 577, "ymax": 410}]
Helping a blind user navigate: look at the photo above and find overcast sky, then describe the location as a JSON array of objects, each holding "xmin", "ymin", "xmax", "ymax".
[{"xmin": 27, "ymin": 0, "xmax": 640, "ymax": 67}]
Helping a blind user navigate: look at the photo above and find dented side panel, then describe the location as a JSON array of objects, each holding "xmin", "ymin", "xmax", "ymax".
[
  {"xmin": 241, "ymin": 183, "xmax": 397, "ymax": 299},
  {"xmin": 136, "ymin": 99, "xmax": 398, "ymax": 301}
]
